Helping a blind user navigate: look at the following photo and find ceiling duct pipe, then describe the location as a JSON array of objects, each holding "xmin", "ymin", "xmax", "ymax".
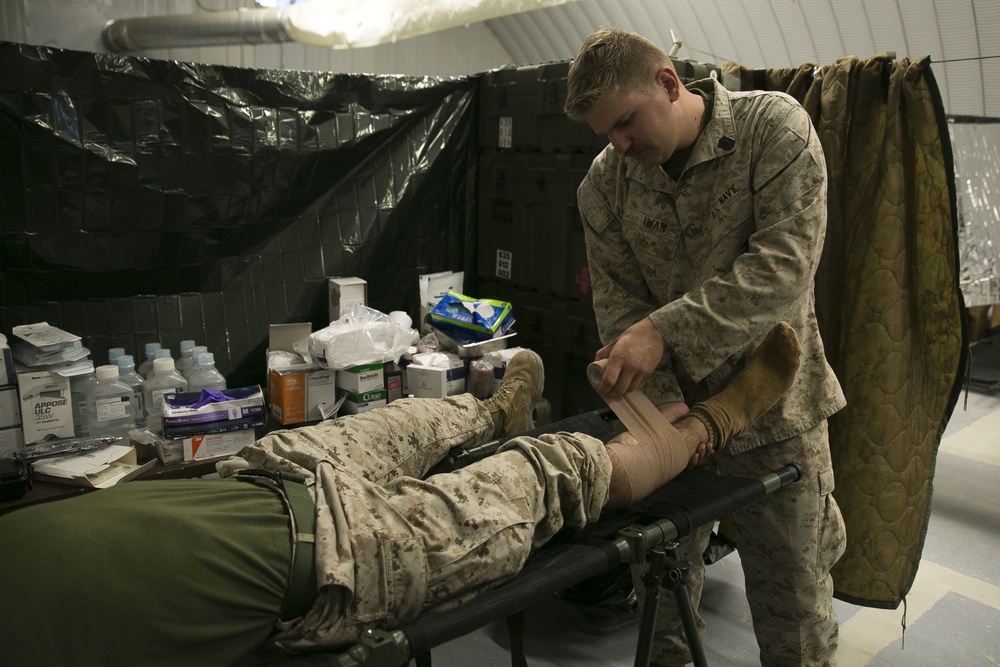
[
  {"xmin": 102, "ymin": 0, "xmax": 580, "ymax": 53},
  {"xmin": 103, "ymin": 8, "xmax": 290, "ymax": 53}
]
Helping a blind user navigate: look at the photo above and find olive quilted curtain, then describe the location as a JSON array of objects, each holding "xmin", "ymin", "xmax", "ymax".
[{"xmin": 722, "ymin": 55, "xmax": 968, "ymax": 609}]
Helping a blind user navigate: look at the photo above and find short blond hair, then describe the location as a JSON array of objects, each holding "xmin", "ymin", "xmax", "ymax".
[{"xmin": 565, "ymin": 28, "xmax": 672, "ymax": 121}]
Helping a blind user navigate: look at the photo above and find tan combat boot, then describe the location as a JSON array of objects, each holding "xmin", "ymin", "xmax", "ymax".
[{"xmin": 483, "ymin": 350, "xmax": 545, "ymax": 437}]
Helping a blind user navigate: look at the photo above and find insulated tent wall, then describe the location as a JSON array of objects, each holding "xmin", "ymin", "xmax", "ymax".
[{"xmin": 0, "ymin": 42, "xmax": 478, "ymax": 386}]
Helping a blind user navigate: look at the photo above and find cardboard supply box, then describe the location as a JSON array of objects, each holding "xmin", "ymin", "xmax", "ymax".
[
  {"xmin": 406, "ymin": 353, "xmax": 467, "ymax": 399},
  {"xmin": 161, "ymin": 386, "xmax": 266, "ymax": 440},
  {"xmin": 0, "ymin": 426, "xmax": 25, "ymax": 458},
  {"xmin": 0, "ymin": 385, "xmax": 22, "ymax": 429},
  {"xmin": 419, "ymin": 271, "xmax": 464, "ymax": 332},
  {"xmin": 31, "ymin": 444, "xmax": 156, "ymax": 489},
  {"xmin": 336, "ymin": 362, "xmax": 384, "ymax": 394},
  {"xmin": 14, "ymin": 363, "xmax": 74, "ymax": 444},
  {"xmin": 151, "ymin": 438, "xmax": 183, "ymax": 465},
  {"xmin": 267, "ymin": 323, "xmax": 339, "ymax": 425},
  {"xmin": 384, "ymin": 362, "xmax": 403, "ymax": 403},
  {"xmin": 339, "ymin": 388, "xmax": 388, "ymax": 415},
  {"xmin": 329, "ymin": 277, "xmax": 368, "ymax": 322},
  {"xmin": 484, "ymin": 347, "xmax": 527, "ymax": 394},
  {"xmin": 182, "ymin": 429, "xmax": 257, "ymax": 462},
  {"xmin": 0, "ymin": 334, "xmax": 13, "ymax": 387}
]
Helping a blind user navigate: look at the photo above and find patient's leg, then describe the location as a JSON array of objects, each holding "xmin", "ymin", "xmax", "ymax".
[
  {"xmin": 604, "ymin": 322, "xmax": 801, "ymax": 508},
  {"xmin": 687, "ymin": 321, "xmax": 802, "ymax": 449},
  {"xmin": 218, "ymin": 351, "xmax": 543, "ymax": 486}
]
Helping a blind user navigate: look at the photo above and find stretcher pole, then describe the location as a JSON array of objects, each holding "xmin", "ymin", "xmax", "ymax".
[{"xmin": 633, "ymin": 545, "xmax": 707, "ymax": 667}]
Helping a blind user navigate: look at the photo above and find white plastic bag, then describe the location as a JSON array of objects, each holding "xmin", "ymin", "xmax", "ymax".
[{"xmin": 306, "ymin": 303, "xmax": 413, "ymax": 370}]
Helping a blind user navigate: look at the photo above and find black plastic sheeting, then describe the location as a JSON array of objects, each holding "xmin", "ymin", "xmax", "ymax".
[{"xmin": 0, "ymin": 42, "xmax": 479, "ymax": 387}]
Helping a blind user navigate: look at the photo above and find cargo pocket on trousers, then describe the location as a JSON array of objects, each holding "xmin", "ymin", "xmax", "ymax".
[
  {"xmin": 349, "ymin": 535, "xmax": 428, "ymax": 625},
  {"xmin": 816, "ymin": 465, "xmax": 846, "ymax": 574}
]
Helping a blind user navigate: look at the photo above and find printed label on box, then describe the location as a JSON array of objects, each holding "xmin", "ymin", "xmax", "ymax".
[
  {"xmin": 406, "ymin": 362, "xmax": 467, "ymax": 399},
  {"xmin": 0, "ymin": 342, "xmax": 13, "ymax": 387},
  {"xmin": 15, "ymin": 367, "xmax": 74, "ymax": 444},
  {"xmin": 182, "ymin": 429, "xmax": 257, "ymax": 461},
  {"xmin": 329, "ymin": 277, "xmax": 368, "ymax": 322},
  {"xmin": 499, "ymin": 116, "xmax": 513, "ymax": 148},
  {"xmin": 336, "ymin": 362, "xmax": 384, "ymax": 394},
  {"xmin": 496, "ymin": 249, "xmax": 512, "ymax": 280},
  {"xmin": 162, "ymin": 387, "xmax": 265, "ymax": 440},
  {"xmin": 339, "ymin": 388, "xmax": 388, "ymax": 415},
  {"xmin": 269, "ymin": 369, "xmax": 307, "ymax": 425},
  {"xmin": 0, "ymin": 386, "xmax": 22, "ymax": 429}
]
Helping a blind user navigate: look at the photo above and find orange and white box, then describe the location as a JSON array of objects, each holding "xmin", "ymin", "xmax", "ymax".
[
  {"xmin": 182, "ymin": 429, "xmax": 257, "ymax": 462},
  {"xmin": 267, "ymin": 323, "xmax": 338, "ymax": 425}
]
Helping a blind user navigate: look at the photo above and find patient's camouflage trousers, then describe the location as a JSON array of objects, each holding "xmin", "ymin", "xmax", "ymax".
[{"xmin": 221, "ymin": 394, "xmax": 614, "ymax": 651}]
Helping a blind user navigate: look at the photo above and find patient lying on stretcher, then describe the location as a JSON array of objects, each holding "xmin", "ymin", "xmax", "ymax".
[{"xmin": 0, "ymin": 323, "xmax": 800, "ymax": 667}]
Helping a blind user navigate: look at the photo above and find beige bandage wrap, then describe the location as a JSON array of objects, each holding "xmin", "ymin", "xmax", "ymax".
[{"xmin": 588, "ymin": 360, "xmax": 691, "ymax": 507}]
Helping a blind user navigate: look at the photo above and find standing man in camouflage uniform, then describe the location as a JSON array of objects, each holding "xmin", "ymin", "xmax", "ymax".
[{"xmin": 566, "ymin": 28, "xmax": 848, "ymax": 666}]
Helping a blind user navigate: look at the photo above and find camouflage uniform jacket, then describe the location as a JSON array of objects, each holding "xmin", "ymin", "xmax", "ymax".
[{"xmin": 578, "ymin": 78, "xmax": 845, "ymax": 453}]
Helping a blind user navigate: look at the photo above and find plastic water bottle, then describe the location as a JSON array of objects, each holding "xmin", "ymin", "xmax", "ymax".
[
  {"xmin": 108, "ymin": 347, "xmax": 126, "ymax": 365},
  {"xmin": 182, "ymin": 346, "xmax": 209, "ymax": 381},
  {"xmin": 86, "ymin": 365, "xmax": 136, "ymax": 438},
  {"xmin": 174, "ymin": 340, "xmax": 197, "ymax": 377},
  {"xmin": 187, "ymin": 353, "xmax": 227, "ymax": 392},
  {"xmin": 142, "ymin": 357, "xmax": 189, "ymax": 434},
  {"xmin": 115, "ymin": 354, "xmax": 147, "ymax": 428},
  {"xmin": 137, "ymin": 342, "xmax": 162, "ymax": 378},
  {"xmin": 70, "ymin": 363, "xmax": 98, "ymax": 437},
  {"xmin": 145, "ymin": 348, "xmax": 176, "ymax": 382}
]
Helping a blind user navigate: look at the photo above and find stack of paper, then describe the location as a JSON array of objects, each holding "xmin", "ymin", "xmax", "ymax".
[
  {"xmin": 31, "ymin": 443, "xmax": 155, "ymax": 488},
  {"xmin": 11, "ymin": 322, "xmax": 90, "ymax": 366}
]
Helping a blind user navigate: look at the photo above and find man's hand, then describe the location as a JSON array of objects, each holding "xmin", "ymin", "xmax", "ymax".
[
  {"xmin": 688, "ymin": 441, "xmax": 715, "ymax": 468},
  {"xmin": 657, "ymin": 400, "xmax": 714, "ymax": 468},
  {"xmin": 594, "ymin": 317, "xmax": 665, "ymax": 396}
]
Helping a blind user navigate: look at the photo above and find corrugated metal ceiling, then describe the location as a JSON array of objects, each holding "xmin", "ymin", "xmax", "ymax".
[{"xmin": 485, "ymin": 0, "xmax": 1000, "ymax": 118}]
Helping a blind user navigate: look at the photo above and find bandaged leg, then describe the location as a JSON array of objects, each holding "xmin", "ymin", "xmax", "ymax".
[
  {"xmin": 604, "ymin": 421, "xmax": 702, "ymax": 508},
  {"xmin": 602, "ymin": 322, "xmax": 801, "ymax": 509},
  {"xmin": 687, "ymin": 321, "xmax": 801, "ymax": 448}
]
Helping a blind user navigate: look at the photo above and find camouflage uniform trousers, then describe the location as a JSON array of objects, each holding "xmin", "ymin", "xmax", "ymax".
[
  {"xmin": 635, "ymin": 420, "xmax": 846, "ymax": 667},
  {"xmin": 225, "ymin": 393, "xmax": 613, "ymax": 651}
]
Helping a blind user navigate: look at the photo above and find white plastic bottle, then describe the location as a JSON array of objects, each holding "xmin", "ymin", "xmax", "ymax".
[
  {"xmin": 137, "ymin": 342, "xmax": 162, "ymax": 378},
  {"xmin": 115, "ymin": 354, "xmax": 147, "ymax": 428},
  {"xmin": 182, "ymin": 345, "xmax": 209, "ymax": 381},
  {"xmin": 142, "ymin": 357, "xmax": 189, "ymax": 434},
  {"xmin": 174, "ymin": 340, "xmax": 197, "ymax": 377},
  {"xmin": 187, "ymin": 353, "xmax": 227, "ymax": 392},
  {"xmin": 70, "ymin": 362, "xmax": 98, "ymax": 437},
  {"xmin": 86, "ymin": 365, "xmax": 136, "ymax": 438},
  {"xmin": 107, "ymin": 347, "xmax": 126, "ymax": 365},
  {"xmin": 145, "ymin": 348, "xmax": 177, "ymax": 382}
]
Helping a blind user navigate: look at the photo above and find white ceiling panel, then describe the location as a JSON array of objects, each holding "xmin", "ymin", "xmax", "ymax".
[
  {"xmin": 657, "ymin": 5, "xmax": 714, "ymax": 62},
  {"xmin": 864, "ymin": 1, "xmax": 909, "ymax": 56},
  {"xmin": 484, "ymin": 0, "xmax": 997, "ymax": 118},
  {"xmin": 832, "ymin": 0, "xmax": 879, "ymax": 59},
  {"xmin": 796, "ymin": 0, "xmax": 847, "ymax": 61},
  {"xmin": 897, "ymin": 0, "xmax": 945, "ymax": 60},
  {"xmin": 715, "ymin": 0, "xmax": 768, "ymax": 65},
  {"xmin": 760, "ymin": 0, "xmax": 815, "ymax": 65},
  {"xmin": 984, "ymin": 60, "xmax": 1000, "ymax": 119},
  {"xmin": 943, "ymin": 60, "xmax": 985, "ymax": 116},
  {"xmin": 935, "ymin": 0, "xmax": 979, "ymax": 59}
]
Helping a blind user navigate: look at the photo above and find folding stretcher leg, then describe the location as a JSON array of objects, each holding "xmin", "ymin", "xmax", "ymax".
[{"xmin": 634, "ymin": 544, "xmax": 707, "ymax": 667}]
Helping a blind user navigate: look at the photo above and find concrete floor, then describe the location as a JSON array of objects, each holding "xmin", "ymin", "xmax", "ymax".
[{"xmin": 426, "ymin": 389, "xmax": 1000, "ymax": 667}]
